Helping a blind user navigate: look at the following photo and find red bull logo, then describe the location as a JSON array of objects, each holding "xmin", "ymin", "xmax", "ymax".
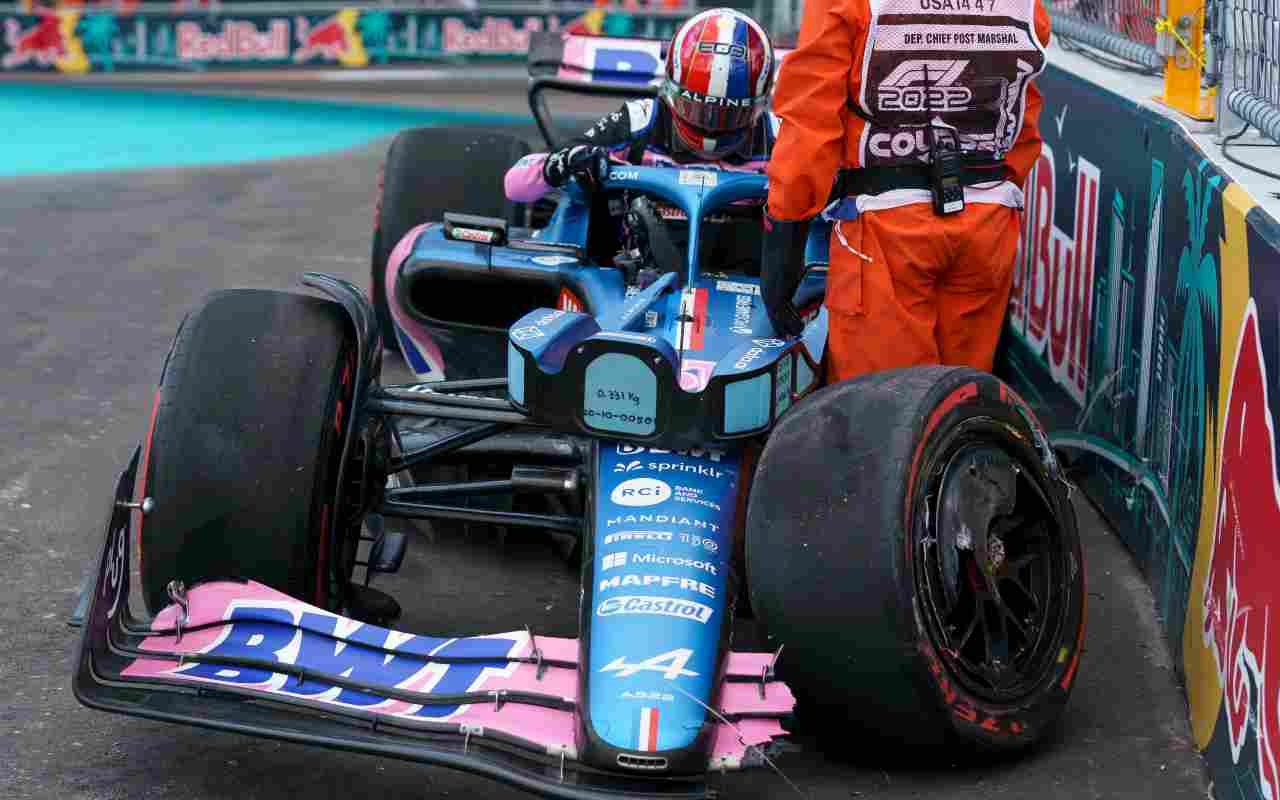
[
  {"xmin": 1007, "ymin": 143, "xmax": 1101, "ymax": 406},
  {"xmin": 177, "ymin": 20, "xmax": 289, "ymax": 62},
  {"xmin": 4, "ymin": 11, "xmax": 67, "ymax": 69},
  {"xmin": 442, "ymin": 16, "xmax": 548, "ymax": 55},
  {"xmin": 293, "ymin": 9, "xmax": 366, "ymax": 67},
  {"xmin": 1202, "ymin": 300, "xmax": 1280, "ymax": 800}
]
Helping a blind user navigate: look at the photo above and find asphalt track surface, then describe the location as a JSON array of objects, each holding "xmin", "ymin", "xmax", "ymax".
[{"xmin": 0, "ymin": 75, "xmax": 1210, "ymax": 799}]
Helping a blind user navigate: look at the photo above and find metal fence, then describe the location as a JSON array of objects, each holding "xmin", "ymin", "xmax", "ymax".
[
  {"xmin": 1217, "ymin": 0, "xmax": 1280, "ymax": 142},
  {"xmin": 1045, "ymin": 0, "xmax": 1165, "ymax": 67},
  {"xmin": 1040, "ymin": 0, "xmax": 1280, "ymax": 142},
  {"xmin": 1050, "ymin": 0, "xmax": 1160, "ymax": 45}
]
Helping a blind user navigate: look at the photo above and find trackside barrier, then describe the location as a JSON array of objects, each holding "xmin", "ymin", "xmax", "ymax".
[
  {"xmin": 1049, "ymin": 10, "xmax": 1165, "ymax": 67},
  {"xmin": 996, "ymin": 63, "xmax": 1280, "ymax": 800},
  {"xmin": 1048, "ymin": 0, "xmax": 1280, "ymax": 138},
  {"xmin": 0, "ymin": 2, "xmax": 688, "ymax": 72},
  {"xmin": 1047, "ymin": 0, "xmax": 1217, "ymax": 120}
]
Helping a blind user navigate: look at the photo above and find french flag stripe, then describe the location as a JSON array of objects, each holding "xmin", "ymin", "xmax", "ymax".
[
  {"xmin": 726, "ymin": 19, "xmax": 750, "ymax": 98},
  {"xmin": 684, "ymin": 18, "xmax": 712, "ymax": 93},
  {"xmin": 706, "ymin": 16, "xmax": 737, "ymax": 98},
  {"xmin": 744, "ymin": 15, "xmax": 772, "ymax": 95},
  {"xmin": 638, "ymin": 707, "xmax": 660, "ymax": 751},
  {"xmin": 691, "ymin": 288, "xmax": 707, "ymax": 349},
  {"xmin": 678, "ymin": 287, "xmax": 708, "ymax": 350}
]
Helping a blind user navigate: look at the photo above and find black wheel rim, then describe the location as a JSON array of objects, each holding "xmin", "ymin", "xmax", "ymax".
[{"xmin": 914, "ymin": 418, "xmax": 1072, "ymax": 704}]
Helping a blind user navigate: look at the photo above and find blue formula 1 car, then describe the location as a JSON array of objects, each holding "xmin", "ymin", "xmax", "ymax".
[{"xmin": 72, "ymin": 33, "xmax": 1087, "ymax": 800}]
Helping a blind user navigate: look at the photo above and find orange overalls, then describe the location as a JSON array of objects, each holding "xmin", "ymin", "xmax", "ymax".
[{"xmin": 767, "ymin": 0, "xmax": 1052, "ymax": 383}]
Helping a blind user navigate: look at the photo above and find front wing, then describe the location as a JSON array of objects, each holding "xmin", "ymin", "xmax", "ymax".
[{"xmin": 74, "ymin": 450, "xmax": 793, "ymax": 799}]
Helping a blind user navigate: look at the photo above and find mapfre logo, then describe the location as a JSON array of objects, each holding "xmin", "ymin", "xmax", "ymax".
[
  {"xmin": 877, "ymin": 60, "xmax": 972, "ymax": 112},
  {"xmin": 611, "ymin": 478, "xmax": 672, "ymax": 507}
]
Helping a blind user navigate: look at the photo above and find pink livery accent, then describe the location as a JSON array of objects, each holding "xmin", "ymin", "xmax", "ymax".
[
  {"xmin": 679, "ymin": 358, "xmax": 717, "ymax": 392},
  {"xmin": 505, "ymin": 149, "xmax": 767, "ymax": 205},
  {"xmin": 557, "ymin": 32, "xmax": 590, "ymax": 79},
  {"xmin": 122, "ymin": 581, "xmax": 793, "ymax": 767},
  {"xmin": 504, "ymin": 153, "xmax": 552, "ymax": 204},
  {"xmin": 385, "ymin": 222, "xmax": 447, "ymax": 381}
]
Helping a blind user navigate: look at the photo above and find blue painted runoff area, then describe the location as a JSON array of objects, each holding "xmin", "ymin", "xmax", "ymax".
[{"xmin": 0, "ymin": 82, "xmax": 524, "ymax": 177}]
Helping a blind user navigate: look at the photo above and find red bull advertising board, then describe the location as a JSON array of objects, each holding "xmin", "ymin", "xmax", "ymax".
[
  {"xmin": 0, "ymin": 6, "xmax": 685, "ymax": 72},
  {"xmin": 997, "ymin": 63, "xmax": 1280, "ymax": 800}
]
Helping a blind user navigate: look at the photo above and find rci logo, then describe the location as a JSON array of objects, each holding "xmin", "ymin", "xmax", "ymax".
[{"xmin": 610, "ymin": 478, "xmax": 672, "ymax": 507}]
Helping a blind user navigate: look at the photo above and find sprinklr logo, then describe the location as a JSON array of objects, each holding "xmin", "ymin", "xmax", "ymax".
[{"xmin": 610, "ymin": 478, "xmax": 672, "ymax": 507}]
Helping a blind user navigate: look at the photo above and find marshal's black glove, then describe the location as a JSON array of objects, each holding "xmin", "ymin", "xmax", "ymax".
[
  {"xmin": 759, "ymin": 214, "xmax": 810, "ymax": 338},
  {"xmin": 542, "ymin": 145, "xmax": 609, "ymax": 192}
]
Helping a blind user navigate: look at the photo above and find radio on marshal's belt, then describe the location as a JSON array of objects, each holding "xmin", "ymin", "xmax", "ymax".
[{"xmin": 927, "ymin": 125, "xmax": 965, "ymax": 216}]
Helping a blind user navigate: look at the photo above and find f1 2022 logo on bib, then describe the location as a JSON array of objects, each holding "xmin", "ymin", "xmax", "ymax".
[
  {"xmin": 876, "ymin": 60, "xmax": 973, "ymax": 112},
  {"xmin": 610, "ymin": 478, "xmax": 672, "ymax": 507}
]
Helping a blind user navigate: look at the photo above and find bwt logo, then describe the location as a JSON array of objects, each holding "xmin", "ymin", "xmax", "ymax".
[
  {"xmin": 1007, "ymin": 143, "xmax": 1099, "ymax": 406},
  {"xmin": 610, "ymin": 478, "xmax": 672, "ymax": 507},
  {"xmin": 877, "ymin": 60, "xmax": 973, "ymax": 112},
  {"xmin": 169, "ymin": 605, "xmax": 521, "ymax": 718},
  {"xmin": 697, "ymin": 41, "xmax": 747, "ymax": 59}
]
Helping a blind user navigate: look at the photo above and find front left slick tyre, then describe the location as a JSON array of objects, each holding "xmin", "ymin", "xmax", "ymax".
[{"xmin": 137, "ymin": 289, "xmax": 357, "ymax": 615}]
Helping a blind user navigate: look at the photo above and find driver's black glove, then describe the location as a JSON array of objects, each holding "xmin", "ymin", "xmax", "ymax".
[
  {"xmin": 759, "ymin": 214, "xmax": 809, "ymax": 338},
  {"xmin": 543, "ymin": 145, "xmax": 609, "ymax": 192}
]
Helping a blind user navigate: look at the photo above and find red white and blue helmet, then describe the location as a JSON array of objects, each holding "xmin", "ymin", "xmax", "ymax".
[{"xmin": 661, "ymin": 8, "xmax": 775, "ymax": 158}]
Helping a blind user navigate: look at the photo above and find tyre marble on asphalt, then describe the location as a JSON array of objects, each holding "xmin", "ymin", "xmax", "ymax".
[{"xmin": 0, "ymin": 96, "xmax": 1208, "ymax": 800}]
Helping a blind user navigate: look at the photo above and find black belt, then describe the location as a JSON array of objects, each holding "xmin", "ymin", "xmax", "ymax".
[{"xmin": 834, "ymin": 161, "xmax": 1009, "ymax": 196}]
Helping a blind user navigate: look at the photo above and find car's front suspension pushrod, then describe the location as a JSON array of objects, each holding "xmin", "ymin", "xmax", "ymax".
[
  {"xmin": 389, "ymin": 422, "xmax": 512, "ymax": 473},
  {"xmin": 378, "ymin": 498, "xmax": 582, "ymax": 533},
  {"xmin": 366, "ymin": 397, "xmax": 537, "ymax": 425},
  {"xmin": 384, "ymin": 377, "xmax": 509, "ymax": 394},
  {"xmin": 386, "ymin": 481, "xmax": 518, "ymax": 500},
  {"xmin": 374, "ymin": 386, "xmax": 517, "ymax": 411}
]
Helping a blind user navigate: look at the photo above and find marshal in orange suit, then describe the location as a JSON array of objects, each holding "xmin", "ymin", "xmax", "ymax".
[{"xmin": 759, "ymin": 0, "xmax": 1052, "ymax": 383}]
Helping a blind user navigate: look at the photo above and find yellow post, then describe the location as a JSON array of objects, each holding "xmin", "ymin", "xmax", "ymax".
[{"xmin": 1153, "ymin": 0, "xmax": 1216, "ymax": 120}]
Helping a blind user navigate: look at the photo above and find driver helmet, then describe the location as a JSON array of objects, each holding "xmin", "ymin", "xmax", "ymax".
[{"xmin": 661, "ymin": 8, "xmax": 775, "ymax": 160}]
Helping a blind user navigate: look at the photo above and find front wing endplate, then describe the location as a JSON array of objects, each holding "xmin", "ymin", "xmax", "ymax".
[{"xmin": 74, "ymin": 451, "xmax": 793, "ymax": 799}]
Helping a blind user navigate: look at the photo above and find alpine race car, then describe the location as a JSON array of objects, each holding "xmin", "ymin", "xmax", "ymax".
[{"xmin": 72, "ymin": 33, "xmax": 1086, "ymax": 800}]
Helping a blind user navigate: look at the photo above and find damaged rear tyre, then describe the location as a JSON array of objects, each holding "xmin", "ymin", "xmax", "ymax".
[
  {"xmin": 746, "ymin": 367, "xmax": 1085, "ymax": 756},
  {"xmin": 138, "ymin": 290, "xmax": 356, "ymax": 615}
]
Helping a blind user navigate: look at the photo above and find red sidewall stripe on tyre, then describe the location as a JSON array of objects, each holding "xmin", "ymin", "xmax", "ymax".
[
  {"xmin": 905, "ymin": 380, "xmax": 978, "ymax": 530},
  {"xmin": 902, "ymin": 376, "xmax": 1073, "ymax": 743}
]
